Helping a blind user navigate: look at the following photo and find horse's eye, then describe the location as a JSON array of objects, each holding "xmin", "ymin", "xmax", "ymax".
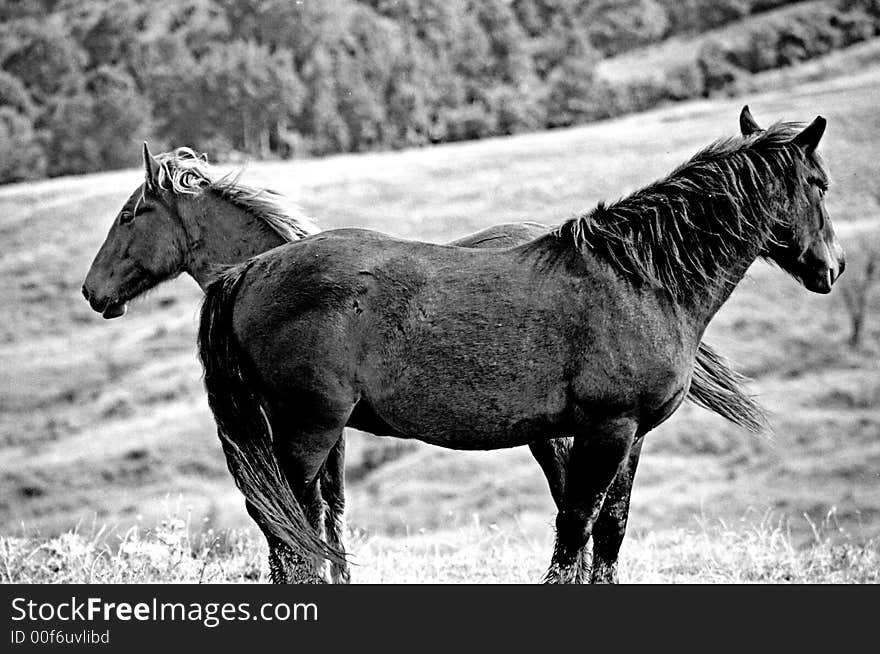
[{"xmin": 119, "ymin": 211, "xmax": 134, "ymax": 224}]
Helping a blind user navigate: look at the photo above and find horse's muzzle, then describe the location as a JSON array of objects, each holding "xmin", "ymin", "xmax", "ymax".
[{"xmin": 82, "ymin": 284, "xmax": 128, "ymax": 319}]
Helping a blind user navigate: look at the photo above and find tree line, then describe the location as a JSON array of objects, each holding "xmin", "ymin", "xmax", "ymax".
[{"xmin": 0, "ymin": 0, "xmax": 870, "ymax": 184}]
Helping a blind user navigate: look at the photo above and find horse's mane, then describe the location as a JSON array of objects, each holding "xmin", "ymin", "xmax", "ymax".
[
  {"xmin": 153, "ymin": 148, "xmax": 319, "ymax": 242},
  {"xmin": 554, "ymin": 123, "xmax": 828, "ymax": 301}
]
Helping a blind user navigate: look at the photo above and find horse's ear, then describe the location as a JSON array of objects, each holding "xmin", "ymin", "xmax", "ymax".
[
  {"xmin": 792, "ymin": 116, "xmax": 826, "ymax": 153},
  {"xmin": 142, "ymin": 141, "xmax": 160, "ymax": 191},
  {"xmin": 739, "ymin": 105, "xmax": 761, "ymax": 135}
]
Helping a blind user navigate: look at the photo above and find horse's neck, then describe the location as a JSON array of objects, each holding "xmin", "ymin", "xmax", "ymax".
[
  {"xmin": 681, "ymin": 217, "xmax": 770, "ymax": 332},
  {"xmin": 554, "ymin": 192, "xmax": 777, "ymax": 336},
  {"xmin": 180, "ymin": 194, "xmax": 290, "ymax": 290}
]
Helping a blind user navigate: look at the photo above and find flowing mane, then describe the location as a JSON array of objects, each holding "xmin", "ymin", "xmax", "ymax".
[
  {"xmin": 152, "ymin": 148, "xmax": 318, "ymax": 242},
  {"xmin": 555, "ymin": 123, "xmax": 828, "ymax": 300}
]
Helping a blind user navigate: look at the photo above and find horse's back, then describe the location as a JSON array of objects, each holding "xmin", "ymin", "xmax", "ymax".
[{"xmin": 451, "ymin": 222, "xmax": 550, "ymax": 248}]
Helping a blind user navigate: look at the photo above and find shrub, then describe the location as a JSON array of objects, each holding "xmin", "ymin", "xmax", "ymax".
[
  {"xmin": 587, "ymin": 0, "xmax": 671, "ymax": 56},
  {"xmin": 438, "ymin": 103, "xmax": 497, "ymax": 142},
  {"xmin": 620, "ymin": 77, "xmax": 670, "ymax": 112},
  {"xmin": 834, "ymin": 8, "xmax": 879, "ymax": 43},
  {"xmin": 486, "ymin": 85, "xmax": 544, "ymax": 135},
  {"xmin": 0, "ymin": 70, "xmax": 36, "ymax": 119},
  {"xmin": 0, "ymin": 107, "xmax": 46, "ymax": 183},
  {"xmin": 699, "ymin": 0, "xmax": 880, "ymax": 83},
  {"xmin": 696, "ymin": 40, "xmax": 747, "ymax": 96},
  {"xmin": 662, "ymin": 62, "xmax": 706, "ymax": 101},
  {"xmin": 842, "ymin": 0, "xmax": 880, "ymax": 19},
  {"xmin": 542, "ymin": 56, "xmax": 603, "ymax": 128},
  {"xmin": 661, "ymin": 0, "xmax": 750, "ymax": 35}
]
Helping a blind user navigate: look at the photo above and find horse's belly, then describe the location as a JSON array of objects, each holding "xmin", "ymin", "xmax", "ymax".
[
  {"xmin": 367, "ymin": 410, "xmax": 565, "ymax": 450},
  {"xmin": 362, "ymin": 379, "xmax": 572, "ymax": 450}
]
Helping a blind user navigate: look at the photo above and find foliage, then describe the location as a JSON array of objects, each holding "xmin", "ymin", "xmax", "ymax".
[
  {"xmin": 0, "ymin": 70, "xmax": 36, "ymax": 119},
  {"xmin": 0, "ymin": 15, "xmax": 86, "ymax": 104},
  {"xmin": 587, "ymin": 0, "xmax": 670, "ymax": 56},
  {"xmin": 542, "ymin": 55, "xmax": 603, "ymax": 127},
  {"xmin": 0, "ymin": 107, "xmax": 46, "ymax": 182},
  {"xmin": 660, "ymin": 0, "xmax": 751, "ymax": 35},
  {"xmin": 43, "ymin": 66, "xmax": 153, "ymax": 176},
  {"xmin": 0, "ymin": 0, "xmax": 878, "ymax": 183},
  {"xmin": 695, "ymin": 0, "xmax": 880, "ymax": 96}
]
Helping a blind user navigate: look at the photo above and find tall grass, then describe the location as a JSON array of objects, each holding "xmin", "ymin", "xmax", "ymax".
[{"xmin": 3, "ymin": 510, "xmax": 876, "ymax": 583}]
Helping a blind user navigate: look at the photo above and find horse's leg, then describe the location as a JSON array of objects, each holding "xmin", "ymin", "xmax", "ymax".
[
  {"xmin": 266, "ymin": 401, "xmax": 351, "ymax": 584},
  {"xmin": 589, "ymin": 436, "xmax": 644, "ymax": 584},
  {"xmin": 239, "ymin": 405, "xmax": 329, "ymax": 585},
  {"xmin": 245, "ymin": 499, "xmax": 301, "ymax": 584},
  {"xmin": 528, "ymin": 438, "xmax": 571, "ymax": 508},
  {"xmin": 529, "ymin": 437, "xmax": 590, "ymax": 579},
  {"xmin": 544, "ymin": 418, "xmax": 637, "ymax": 584},
  {"xmin": 320, "ymin": 436, "xmax": 350, "ymax": 584}
]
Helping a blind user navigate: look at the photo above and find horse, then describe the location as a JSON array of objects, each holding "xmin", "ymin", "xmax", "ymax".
[
  {"xmin": 197, "ymin": 114, "xmax": 843, "ymax": 584},
  {"xmin": 83, "ymin": 111, "xmax": 766, "ymax": 583}
]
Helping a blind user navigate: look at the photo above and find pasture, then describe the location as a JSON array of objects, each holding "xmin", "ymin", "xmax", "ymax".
[{"xmin": 1, "ymin": 64, "xmax": 878, "ymax": 581}]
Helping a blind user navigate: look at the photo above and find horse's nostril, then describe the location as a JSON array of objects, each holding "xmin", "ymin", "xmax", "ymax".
[
  {"xmin": 839, "ymin": 259, "xmax": 846, "ymax": 275},
  {"xmin": 81, "ymin": 285, "xmax": 91, "ymax": 301}
]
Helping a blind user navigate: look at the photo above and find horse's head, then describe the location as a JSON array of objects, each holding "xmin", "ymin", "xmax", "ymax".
[
  {"xmin": 756, "ymin": 114, "xmax": 845, "ymax": 294},
  {"xmin": 82, "ymin": 143, "xmax": 189, "ymax": 318}
]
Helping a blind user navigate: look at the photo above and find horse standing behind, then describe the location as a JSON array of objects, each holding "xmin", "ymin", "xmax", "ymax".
[{"xmin": 198, "ymin": 115, "xmax": 843, "ymax": 583}]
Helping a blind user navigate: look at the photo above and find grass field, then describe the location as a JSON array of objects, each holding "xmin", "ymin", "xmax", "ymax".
[
  {"xmin": 3, "ymin": 511, "xmax": 876, "ymax": 583},
  {"xmin": 1, "ymin": 61, "xmax": 878, "ymax": 582}
]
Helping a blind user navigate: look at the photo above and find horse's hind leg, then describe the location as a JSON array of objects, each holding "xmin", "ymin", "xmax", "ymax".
[
  {"xmin": 590, "ymin": 436, "xmax": 644, "ymax": 584},
  {"xmin": 544, "ymin": 418, "xmax": 637, "ymax": 584},
  {"xmin": 267, "ymin": 400, "xmax": 352, "ymax": 584},
  {"xmin": 320, "ymin": 436, "xmax": 350, "ymax": 584},
  {"xmin": 529, "ymin": 438, "xmax": 590, "ymax": 580},
  {"xmin": 528, "ymin": 438, "xmax": 571, "ymax": 508},
  {"xmin": 245, "ymin": 500, "xmax": 312, "ymax": 584}
]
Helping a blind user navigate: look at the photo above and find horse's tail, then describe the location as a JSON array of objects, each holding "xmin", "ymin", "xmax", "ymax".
[
  {"xmin": 687, "ymin": 341, "xmax": 768, "ymax": 434},
  {"xmin": 198, "ymin": 263, "xmax": 342, "ymax": 564}
]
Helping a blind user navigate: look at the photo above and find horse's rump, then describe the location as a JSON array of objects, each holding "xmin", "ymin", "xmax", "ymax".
[{"xmin": 199, "ymin": 263, "xmax": 343, "ymax": 563}]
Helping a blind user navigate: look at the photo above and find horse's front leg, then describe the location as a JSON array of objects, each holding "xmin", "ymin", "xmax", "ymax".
[
  {"xmin": 589, "ymin": 436, "xmax": 644, "ymax": 584},
  {"xmin": 543, "ymin": 419, "xmax": 637, "ymax": 584}
]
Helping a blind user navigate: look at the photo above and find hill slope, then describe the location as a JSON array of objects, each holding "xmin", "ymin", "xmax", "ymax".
[{"xmin": 1, "ymin": 68, "xmax": 878, "ymax": 567}]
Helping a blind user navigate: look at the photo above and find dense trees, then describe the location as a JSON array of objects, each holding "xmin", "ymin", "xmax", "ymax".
[{"xmin": 0, "ymin": 0, "xmax": 874, "ymax": 183}]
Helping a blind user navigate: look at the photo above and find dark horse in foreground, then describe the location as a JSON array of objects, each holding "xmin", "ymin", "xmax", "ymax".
[
  {"xmin": 198, "ymin": 115, "xmax": 844, "ymax": 582},
  {"xmin": 82, "ymin": 113, "xmax": 767, "ymax": 583}
]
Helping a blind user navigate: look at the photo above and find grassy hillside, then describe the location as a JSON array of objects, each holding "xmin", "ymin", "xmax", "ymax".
[{"xmin": 1, "ymin": 64, "xmax": 878, "ymax": 582}]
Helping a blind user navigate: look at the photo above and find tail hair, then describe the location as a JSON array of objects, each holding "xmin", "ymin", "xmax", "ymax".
[
  {"xmin": 198, "ymin": 263, "xmax": 343, "ymax": 564},
  {"xmin": 687, "ymin": 341, "xmax": 768, "ymax": 434}
]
